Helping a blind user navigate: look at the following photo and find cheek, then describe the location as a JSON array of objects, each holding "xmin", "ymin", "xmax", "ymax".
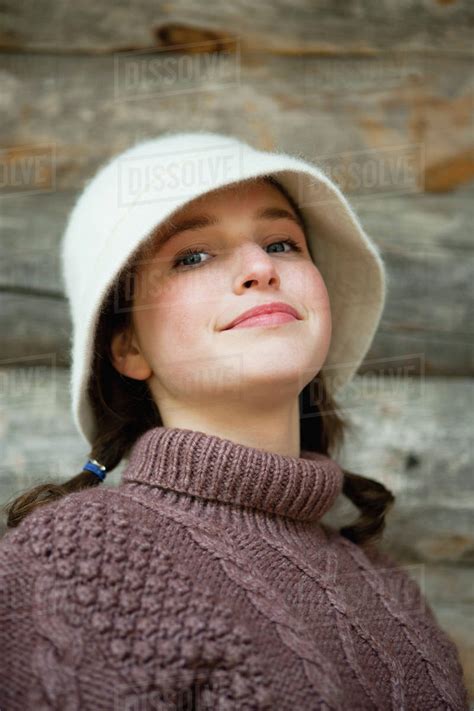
[
  {"xmin": 158, "ymin": 274, "xmax": 211, "ymax": 327},
  {"xmin": 134, "ymin": 268, "xmax": 212, "ymax": 356},
  {"xmin": 135, "ymin": 261, "xmax": 203, "ymax": 315},
  {"xmin": 295, "ymin": 262, "xmax": 330, "ymax": 310}
]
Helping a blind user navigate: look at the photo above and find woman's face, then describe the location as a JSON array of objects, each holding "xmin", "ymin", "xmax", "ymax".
[{"xmin": 117, "ymin": 178, "xmax": 332, "ymax": 418}]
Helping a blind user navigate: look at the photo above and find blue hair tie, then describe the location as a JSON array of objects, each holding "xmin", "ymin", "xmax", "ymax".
[{"xmin": 83, "ymin": 458, "xmax": 107, "ymax": 481}]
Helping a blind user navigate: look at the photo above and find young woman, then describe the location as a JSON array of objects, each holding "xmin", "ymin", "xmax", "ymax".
[{"xmin": 1, "ymin": 132, "xmax": 469, "ymax": 709}]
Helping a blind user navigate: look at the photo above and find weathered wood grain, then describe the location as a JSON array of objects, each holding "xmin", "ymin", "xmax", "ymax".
[
  {"xmin": 0, "ymin": 53, "xmax": 472, "ymax": 192},
  {"xmin": 324, "ymin": 376, "xmax": 474, "ymax": 563},
  {"xmin": 0, "ymin": 0, "xmax": 473, "ymax": 55}
]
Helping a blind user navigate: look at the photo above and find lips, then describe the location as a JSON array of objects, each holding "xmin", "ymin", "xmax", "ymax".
[{"xmin": 221, "ymin": 301, "xmax": 303, "ymax": 331}]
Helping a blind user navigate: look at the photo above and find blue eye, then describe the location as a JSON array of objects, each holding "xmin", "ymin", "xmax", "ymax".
[
  {"xmin": 172, "ymin": 237, "xmax": 302, "ymax": 270},
  {"xmin": 173, "ymin": 249, "xmax": 209, "ymax": 269},
  {"xmin": 266, "ymin": 238, "xmax": 302, "ymax": 254}
]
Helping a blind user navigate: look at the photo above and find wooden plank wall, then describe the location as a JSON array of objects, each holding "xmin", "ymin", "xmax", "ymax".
[{"xmin": 1, "ymin": 0, "xmax": 473, "ymax": 701}]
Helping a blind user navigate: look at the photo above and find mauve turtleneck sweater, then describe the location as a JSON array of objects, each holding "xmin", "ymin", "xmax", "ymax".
[{"xmin": 0, "ymin": 426, "xmax": 469, "ymax": 710}]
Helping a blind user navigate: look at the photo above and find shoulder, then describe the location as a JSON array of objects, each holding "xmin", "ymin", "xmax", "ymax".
[
  {"xmin": 1, "ymin": 485, "xmax": 123, "ymax": 559},
  {"xmin": 0, "ymin": 486, "xmax": 162, "ymax": 620},
  {"xmin": 0, "ymin": 485, "xmax": 179, "ymax": 585},
  {"xmin": 320, "ymin": 531, "xmax": 469, "ymax": 709},
  {"xmin": 0, "ymin": 488, "xmax": 275, "ymax": 708},
  {"xmin": 324, "ymin": 529, "xmax": 433, "ymax": 617},
  {"xmin": 326, "ymin": 530, "xmax": 466, "ymax": 665}
]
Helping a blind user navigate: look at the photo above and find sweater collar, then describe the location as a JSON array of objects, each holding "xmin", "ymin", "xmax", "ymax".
[{"xmin": 119, "ymin": 426, "xmax": 344, "ymax": 523}]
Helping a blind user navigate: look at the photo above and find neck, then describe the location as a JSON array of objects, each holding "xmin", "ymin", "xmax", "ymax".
[{"xmin": 151, "ymin": 395, "xmax": 303, "ymax": 458}]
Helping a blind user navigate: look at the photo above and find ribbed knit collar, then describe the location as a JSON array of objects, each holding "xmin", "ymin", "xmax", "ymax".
[{"xmin": 119, "ymin": 426, "xmax": 344, "ymax": 523}]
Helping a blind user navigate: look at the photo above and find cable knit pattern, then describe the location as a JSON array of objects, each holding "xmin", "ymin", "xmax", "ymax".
[{"xmin": 0, "ymin": 425, "xmax": 469, "ymax": 710}]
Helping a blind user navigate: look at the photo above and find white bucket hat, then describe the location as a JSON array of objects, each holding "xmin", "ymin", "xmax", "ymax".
[{"xmin": 61, "ymin": 131, "xmax": 387, "ymax": 447}]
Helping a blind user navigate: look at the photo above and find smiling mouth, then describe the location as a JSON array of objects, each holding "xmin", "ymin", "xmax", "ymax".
[{"xmin": 224, "ymin": 311, "xmax": 299, "ymax": 330}]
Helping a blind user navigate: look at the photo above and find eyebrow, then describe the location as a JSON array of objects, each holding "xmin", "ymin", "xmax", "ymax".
[{"xmin": 150, "ymin": 206, "xmax": 306, "ymax": 253}]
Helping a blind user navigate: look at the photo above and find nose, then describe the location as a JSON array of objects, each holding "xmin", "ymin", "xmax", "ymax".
[{"xmin": 232, "ymin": 242, "xmax": 281, "ymax": 291}]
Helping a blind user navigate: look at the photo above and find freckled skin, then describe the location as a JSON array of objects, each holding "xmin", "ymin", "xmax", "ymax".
[{"xmin": 110, "ymin": 177, "xmax": 332, "ymax": 456}]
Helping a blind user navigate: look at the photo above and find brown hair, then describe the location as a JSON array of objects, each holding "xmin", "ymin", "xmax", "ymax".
[{"xmin": 2, "ymin": 176, "xmax": 394, "ymax": 544}]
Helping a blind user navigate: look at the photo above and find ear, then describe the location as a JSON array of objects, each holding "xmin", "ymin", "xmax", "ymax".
[{"xmin": 110, "ymin": 329, "xmax": 152, "ymax": 381}]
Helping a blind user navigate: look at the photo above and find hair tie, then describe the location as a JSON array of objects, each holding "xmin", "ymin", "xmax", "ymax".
[{"xmin": 83, "ymin": 458, "xmax": 107, "ymax": 481}]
